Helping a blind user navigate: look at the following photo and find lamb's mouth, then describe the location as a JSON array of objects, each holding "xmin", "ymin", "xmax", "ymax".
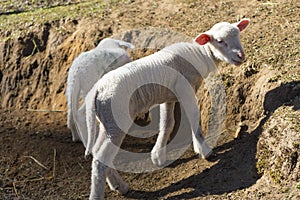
[{"xmin": 231, "ymin": 59, "xmax": 243, "ymax": 65}]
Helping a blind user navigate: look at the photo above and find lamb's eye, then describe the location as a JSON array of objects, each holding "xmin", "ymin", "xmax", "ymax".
[{"xmin": 216, "ymin": 39, "xmax": 223, "ymax": 43}]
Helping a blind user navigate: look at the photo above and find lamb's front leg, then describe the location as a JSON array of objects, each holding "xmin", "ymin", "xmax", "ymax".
[
  {"xmin": 151, "ymin": 102, "xmax": 175, "ymax": 166},
  {"xmin": 184, "ymin": 101, "xmax": 212, "ymax": 158},
  {"xmin": 192, "ymin": 124, "xmax": 212, "ymax": 159},
  {"xmin": 174, "ymin": 77, "xmax": 212, "ymax": 159}
]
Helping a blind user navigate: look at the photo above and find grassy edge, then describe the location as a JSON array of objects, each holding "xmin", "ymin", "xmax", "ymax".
[{"xmin": 0, "ymin": 0, "xmax": 123, "ymax": 41}]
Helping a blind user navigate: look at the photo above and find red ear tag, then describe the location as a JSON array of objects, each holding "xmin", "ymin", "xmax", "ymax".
[
  {"xmin": 237, "ymin": 19, "xmax": 250, "ymax": 32},
  {"xmin": 195, "ymin": 34, "xmax": 210, "ymax": 45}
]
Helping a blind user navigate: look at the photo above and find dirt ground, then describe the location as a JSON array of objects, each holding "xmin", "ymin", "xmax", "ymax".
[{"xmin": 0, "ymin": 0, "xmax": 299, "ymax": 199}]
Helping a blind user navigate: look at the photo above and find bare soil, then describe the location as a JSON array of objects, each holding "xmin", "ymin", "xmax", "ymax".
[{"xmin": 0, "ymin": 0, "xmax": 299, "ymax": 199}]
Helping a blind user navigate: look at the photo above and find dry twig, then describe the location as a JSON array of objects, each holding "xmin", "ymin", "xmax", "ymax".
[
  {"xmin": 27, "ymin": 109, "xmax": 65, "ymax": 112},
  {"xmin": 24, "ymin": 156, "xmax": 49, "ymax": 170},
  {"xmin": 13, "ymin": 149, "xmax": 57, "ymax": 198},
  {"xmin": 52, "ymin": 148, "xmax": 57, "ymax": 178}
]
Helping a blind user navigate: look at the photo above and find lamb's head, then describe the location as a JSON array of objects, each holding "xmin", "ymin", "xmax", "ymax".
[
  {"xmin": 97, "ymin": 38, "xmax": 134, "ymax": 50},
  {"xmin": 96, "ymin": 38, "xmax": 135, "ymax": 68},
  {"xmin": 194, "ymin": 19, "xmax": 250, "ymax": 66}
]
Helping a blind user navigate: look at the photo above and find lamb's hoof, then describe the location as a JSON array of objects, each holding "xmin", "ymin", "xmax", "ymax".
[
  {"xmin": 71, "ymin": 129, "xmax": 81, "ymax": 142},
  {"xmin": 204, "ymin": 151, "xmax": 218, "ymax": 162},
  {"xmin": 72, "ymin": 134, "xmax": 81, "ymax": 142},
  {"xmin": 72, "ymin": 138, "xmax": 81, "ymax": 143},
  {"xmin": 117, "ymin": 183, "xmax": 129, "ymax": 195},
  {"xmin": 151, "ymin": 149, "xmax": 166, "ymax": 167},
  {"xmin": 198, "ymin": 149, "xmax": 213, "ymax": 160},
  {"xmin": 84, "ymin": 150, "xmax": 92, "ymax": 159},
  {"xmin": 151, "ymin": 156, "xmax": 165, "ymax": 167}
]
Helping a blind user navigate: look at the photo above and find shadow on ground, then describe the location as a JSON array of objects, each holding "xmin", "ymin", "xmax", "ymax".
[{"xmin": 125, "ymin": 80, "xmax": 300, "ymax": 199}]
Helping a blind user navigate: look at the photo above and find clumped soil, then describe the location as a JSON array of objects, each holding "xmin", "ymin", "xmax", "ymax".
[{"xmin": 0, "ymin": 0, "xmax": 299, "ymax": 199}]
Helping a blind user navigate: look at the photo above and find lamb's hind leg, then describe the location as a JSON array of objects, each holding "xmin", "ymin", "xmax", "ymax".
[
  {"xmin": 74, "ymin": 104, "xmax": 88, "ymax": 146},
  {"xmin": 68, "ymin": 109, "xmax": 80, "ymax": 142},
  {"xmin": 90, "ymin": 158, "xmax": 108, "ymax": 200},
  {"xmin": 68, "ymin": 79, "xmax": 82, "ymax": 142},
  {"xmin": 90, "ymin": 128, "xmax": 127, "ymax": 199},
  {"xmin": 104, "ymin": 131, "xmax": 128, "ymax": 194},
  {"xmin": 106, "ymin": 168, "xmax": 129, "ymax": 194},
  {"xmin": 90, "ymin": 159, "xmax": 129, "ymax": 200},
  {"xmin": 151, "ymin": 102, "xmax": 175, "ymax": 166}
]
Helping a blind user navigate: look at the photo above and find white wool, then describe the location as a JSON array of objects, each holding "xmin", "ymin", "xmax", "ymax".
[
  {"xmin": 66, "ymin": 38, "xmax": 134, "ymax": 145},
  {"xmin": 85, "ymin": 19, "xmax": 250, "ymax": 200}
]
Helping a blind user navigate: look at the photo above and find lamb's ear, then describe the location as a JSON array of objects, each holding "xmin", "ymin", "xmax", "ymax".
[
  {"xmin": 235, "ymin": 18, "xmax": 250, "ymax": 32},
  {"xmin": 118, "ymin": 41, "xmax": 135, "ymax": 49},
  {"xmin": 194, "ymin": 33, "xmax": 211, "ymax": 45}
]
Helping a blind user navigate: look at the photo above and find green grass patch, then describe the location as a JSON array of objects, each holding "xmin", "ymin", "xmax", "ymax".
[{"xmin": 0, "ymin": 0, "xmax": 122, "ymax": 40}]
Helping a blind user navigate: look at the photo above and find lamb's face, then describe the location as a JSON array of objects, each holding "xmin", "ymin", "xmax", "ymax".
[
  {"xmin": 115, "ymin": 54, "xmax": 132, "ymax": 67},
  {"xmin": 195, "ymin": 19, "xmax": 250, "ymax": 66},
  {"xmin": 96, "ymin": 38, "xmax": 134, "ymax": 68},
  {"xmin": 209, "ymin": 23, "xmax": 245, "ymax": 65},
  {"xmin": 96, "ymin": 48, "xmax": 132, "ymax": 71}
]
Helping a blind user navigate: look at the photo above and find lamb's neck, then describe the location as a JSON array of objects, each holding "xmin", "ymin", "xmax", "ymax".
[
  {"xmin": 161, "ymin": 42, "xmax": 219, "ymax": 80},
  {"xmin": 202, "ymin": 44, "xmax": 220, "ymax": 67},
  {"xmin": 177, "ymin": 43, "xmax": 218, "ymax": 78}
]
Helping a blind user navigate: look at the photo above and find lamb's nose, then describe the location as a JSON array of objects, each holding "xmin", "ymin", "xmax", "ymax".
[{"xmin": 237, "ymin": 51, "xmax": 245, "ymax": 60}]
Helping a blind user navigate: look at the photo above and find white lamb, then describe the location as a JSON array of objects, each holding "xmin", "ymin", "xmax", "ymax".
[
  {"xmin": 85, "ymin": 19, "xmax": 250, "ymax": 199},
  {"xmin": 66, "ymin": 38, "xmax": 134, "ymax": 145}
]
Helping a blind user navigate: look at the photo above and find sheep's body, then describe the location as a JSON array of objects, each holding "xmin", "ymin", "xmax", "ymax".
[
  {"xmin": 66, "ymin": 38, "xmax": 134, "ymax": 145},
  {"xmin": 85, "ymin": 19, "xmax": 250, "ymax": 199},
  {"xmin": 85, "ymin": 42, "xmax": 215, "ymax": 155}
]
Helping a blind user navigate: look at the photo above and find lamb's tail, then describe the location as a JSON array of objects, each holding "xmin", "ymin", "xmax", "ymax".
[{"xmin": 85, "ymin": 86, "xmax": 99, "ymax": 156}]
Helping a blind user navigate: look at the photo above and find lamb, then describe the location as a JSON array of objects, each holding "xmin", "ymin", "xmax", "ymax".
[
  {"xmin": 84, "ymin": 19, "xmax": 250, "ymax": 199},
  {"xmin": 66, "ymin": 38, "xmax": 134, "ymax": 146}
]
